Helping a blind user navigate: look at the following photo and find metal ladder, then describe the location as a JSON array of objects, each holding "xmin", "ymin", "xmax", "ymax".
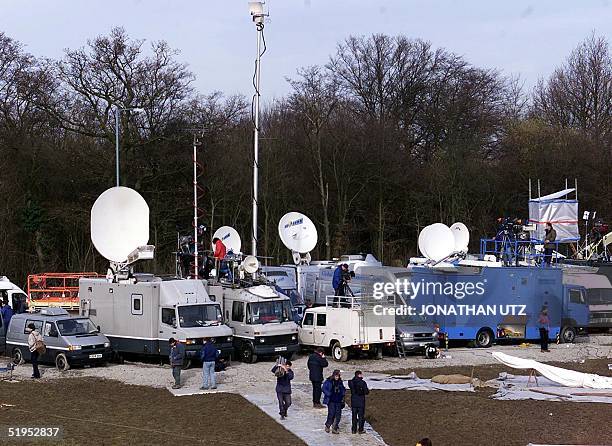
[{"xmin": 395, "ymin": 337, "xmax": 406, "ymax": 358}]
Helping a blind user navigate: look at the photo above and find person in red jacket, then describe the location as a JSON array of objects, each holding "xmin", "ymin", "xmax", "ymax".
[
  {"xmin": 212, "ymin": 237, "xmax": 227, "ymax": 279},
  {"xmin": 212, "ymin": 237, "xmax": 227, "ymax": 260}
]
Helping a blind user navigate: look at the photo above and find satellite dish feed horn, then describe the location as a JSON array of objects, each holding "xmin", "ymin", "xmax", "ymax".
[
  {"xmin": 91, "ymin": 187, "xmax": 151, "ymax": 264},
  {"xmin": 278, "ymin": 212, "xmax": 318, "ymax": 265}
]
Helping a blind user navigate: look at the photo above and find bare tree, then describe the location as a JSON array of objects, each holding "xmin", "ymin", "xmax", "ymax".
[
  {"xmin": 533, "ymin": 34, "xmax": 612, "ymax": 139},
  {"xmin": 287, "ymin": 66, "xmax": 339, "ymax": 258}
]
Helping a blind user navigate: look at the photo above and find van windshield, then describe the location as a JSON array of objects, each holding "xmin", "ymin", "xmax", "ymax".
[
  {"xmin": 178, "ymin": 304, "xmax": 223, "ymax": 328},
  {"xmin": 247, "ymin": 300, "xmax": 292, "ymax": 324},
  {"xmin": 57, "ymin": 318, "xmax": 98, "ymax": 336}
]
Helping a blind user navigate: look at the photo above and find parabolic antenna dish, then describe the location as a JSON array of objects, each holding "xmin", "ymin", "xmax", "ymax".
[
  {"xmin": 91, "ymin": 187, "xmax": 149, "ymax": 263},
  {"xmin": 450, "ymin": 222, "xmax": 470, "ymax": 253},
  {"xmin": 420, "ymin": 223, "xmax": 455, "ymax": 262},
  {"xmin": 418, "ymin": 226, "xmax": 431, "ymax": 259},
  {"xmin": 278, "ymin": 212, "xmax": 318, "ymax": 254},
  {"xmin": 212, "ymin": 226, "xmax": 241, "ymax": 253},
  {"xmin": 242, "ymin": 255, "xmax": 260, "ymax": 274}
]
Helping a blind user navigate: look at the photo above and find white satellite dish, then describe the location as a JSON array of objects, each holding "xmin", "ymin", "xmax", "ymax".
[
  {"xmin": 450, "ymin": 222, "xmax": 470, "ymax": 253},
  {"xmin": 418, "ymin": 223, "xmax": 455, "ymax": 262},
  {"xmin": 418, "ymin": 226, "xmax": 431, "ymax": 259},
  {"xmin": 212, "ymin": 226, "xmax": 241, "ymax": 253},
  {"xmin": 278, "ymin": 212, "xmax": 318, "ymax": 254},
  {"xmin": 91, "ymin": 187, "xmax": 149, "ymax": 263},
  {"xmin": 242, "ymin": 255, "xmax": 260, "ymax": 274}
]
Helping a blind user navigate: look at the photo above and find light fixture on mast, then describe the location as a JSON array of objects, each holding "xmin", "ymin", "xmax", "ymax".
[{"xmin": 248, "ymin": 1, "xmax": 268, "ymax": 258}]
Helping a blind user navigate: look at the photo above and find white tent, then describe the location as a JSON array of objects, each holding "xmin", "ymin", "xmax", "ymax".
[{"xmin": 528, "ymin": 188, "xmax": 579, "ymax": 242}]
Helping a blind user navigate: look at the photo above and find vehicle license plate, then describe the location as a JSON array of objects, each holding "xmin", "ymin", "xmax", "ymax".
[
  {"xmin": 361, "ymin": 344, "xmax": 369, "ymax": 350},
  {"xmin": 89, "ymin": 354, "xmax": 102, "ymax": 359},
  {"xmin": 274, "ymin": 346, "xmax": 287, "ymax": 352}
]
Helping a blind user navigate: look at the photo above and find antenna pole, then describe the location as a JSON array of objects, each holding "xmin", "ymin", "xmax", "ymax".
[
  {"xmin": 252, "ymin": 21, "xmax": 263, "ymax": 257},
  {"xmin": 115, "ymin": 106, "xmax": 120, "ymax": 187},
  {"xmin": 193, "ymin": 133, "xmax": 199, "ymax": 279}
]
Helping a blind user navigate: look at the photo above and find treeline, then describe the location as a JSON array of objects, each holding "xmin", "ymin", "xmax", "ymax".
[{"xmin": 0, "ymin": 28, "xmax": 610, "ymax": 284}]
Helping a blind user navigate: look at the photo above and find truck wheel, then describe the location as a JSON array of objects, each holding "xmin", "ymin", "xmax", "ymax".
[
  {"xmin": 475, "ymin": 329, "xmax": 494, "ymax": 348},
  {"xmin": 55, "ymin": 353, "xmax": 70, "ymax": 372},
  {"xmin": 560, "ymin": 326, "xmax": 576, "ymax": 344},
  {"xmin": 332, "ymin": 342, "xmax": 349, "ymax": 362},
  {"xmin": 241, "ymin": 344, "xmax": 257, "ymax": 363},
  {"xmin": 181, "ymin": 359, "xmax": 192, "ymax": 370},
  {"xmin": 12, "ymin": 348, "xmax": 24, "ymax": 365}
]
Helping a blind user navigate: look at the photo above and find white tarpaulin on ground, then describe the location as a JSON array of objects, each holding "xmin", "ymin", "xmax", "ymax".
[
  {"xmin": 491, "ymin": 352, "xmax": 612, "ymax": 389},
  {"xmin": 528, "ymin": 189, "xmax": 579, "ymax": 242},
  {"xmin": 366, "ymin": 376, "xmax": 475, "ymax": 392},
  {"xmin": 488, "ymin": 375, "xmax": 612, "ymax": 404}
]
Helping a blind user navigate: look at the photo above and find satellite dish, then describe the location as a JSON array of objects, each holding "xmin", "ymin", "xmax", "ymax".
[
  {"xmin": 91, "ymin": 187, "xmax": 149, "ymax": 263},
  {"xmin": 418, "ymin": 223, "xmax": 455, "ymax": 262},
  {"xmin": 278, "ymin": 212, "xmax": 318, "ymax": 254},
  {"xmin": 242, "ymin": 255, "xmax": 260, "ymax": 274},
  {"xmin": 212, "ymin": 226, "xmax": 241, "ymax": 253},
  {"xmin": 450, "ymin": 222, "xmax": 470, "ymax": 253},
  {"xmin": 418, "ymin": 226, "xmax": 431, "ymax": 259}
]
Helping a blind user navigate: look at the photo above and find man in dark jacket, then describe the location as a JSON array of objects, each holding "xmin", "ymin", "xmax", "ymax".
[
  {"xmin": 543, "ymin": 223, "xmax": 557, "ymax": 265},
  {"xmin": 271, "ymin": 360, "xmax": 294, "ymax": 420},
  {"xmin": 168, "ymin": 338, "xmax": 185, "ymax": 389},
  {"xmin": 200, "ymin": 337, "xmax": 220, "ymax": 390},
  {"xmin": 348, "ymin": 370, "xmax": 370, "ymax": 434},
  {"xmin": 323, "ymin": 369, "xmax": 346, "ymax": 434},
  {"xmin": 332, "ymin": 264, "xmax": 349, "ymax": 297},
  {"xmin": 307, "ymin": 347, "xmax": 328, "ymax": 408}
]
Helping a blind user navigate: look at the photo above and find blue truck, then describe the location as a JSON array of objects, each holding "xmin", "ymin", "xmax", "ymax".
[{"xmin": 404, "ymin": 264, "xmax": 589, "ymax": 347}]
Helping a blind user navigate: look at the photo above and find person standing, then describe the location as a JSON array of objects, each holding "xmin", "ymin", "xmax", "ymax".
[
  {"xmin": 543, "ymin": 223, "xmax": 557, "ymax": 266},
  {"xmin": 308, "ymin": 347, "xmax": 328, "ymax": 408},
  {"xmin": 348, "ymin": 370, "xmax": 369, "ymax": 434},
  {"xmin": 26, "ymin": 323, "xmax": 43, "ymax": 379},
  {"xmin": 1, "ymin": 298, "xmax": 13, "ymax": 329},
  {"xmin": 538, "ymin": 307, "xmax": 551, "ymax": 352},
  {"xmin": 271, "ymin": 360, "xmax": 294, "ymax": 420},
  {"xmin": 332, "ymin": 264, "xmax": 349, "ymax": 297},
  {"xmin": 323, "ymin": 369, "xmax": 346, "ymax": 434},
  {"xmin": 168, "ymin": 338, "xmax": 185, "ymax": 389},
  {"xmin": 200, "ymin": 337, "xmax": 219, "ymax": 390}
]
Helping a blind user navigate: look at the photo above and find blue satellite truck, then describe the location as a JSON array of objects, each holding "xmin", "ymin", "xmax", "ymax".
[{"xmin": 401, "ymin": 265, "xmax": 589, "ymax": 347}]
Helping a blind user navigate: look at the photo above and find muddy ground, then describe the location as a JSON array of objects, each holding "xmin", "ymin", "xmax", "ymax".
[
  {"xmin": 0, "ymin": 378, "xmax": 305, "ymax": 446},
  {"xmin": 366, "ymin": 358, "xmax": 612, "ymax": 446}
]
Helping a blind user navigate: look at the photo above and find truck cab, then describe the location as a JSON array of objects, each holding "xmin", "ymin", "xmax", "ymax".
[
  {"xmin": 0, "ymin": 276, "xmax": 29, "ymax": 313},
  {"xmin": 208, "ymin": 283, "xmax": 299, "ymax": 363},
  {"xmin": 298, "ymin": 296, "xmax": 395, "ymax": 361}
]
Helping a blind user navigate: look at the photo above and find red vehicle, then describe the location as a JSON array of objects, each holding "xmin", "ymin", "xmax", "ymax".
[{"xmin": 27, "ymin": 273, "xmax": 100, "ymax": 310}]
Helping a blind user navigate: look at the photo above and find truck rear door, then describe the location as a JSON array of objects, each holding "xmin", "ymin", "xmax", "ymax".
[
  {"xmin": 314, "ymin": 313, "xmax": 328, "ymax": 345},
  {"xmin": 299, "ymin": 311, "xmax": 315, "ymax": 345}
]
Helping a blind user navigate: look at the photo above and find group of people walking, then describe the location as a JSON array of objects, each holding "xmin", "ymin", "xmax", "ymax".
[{"xmin": 272, "ymin": 347, "xmax": 370, "ymax": 435}]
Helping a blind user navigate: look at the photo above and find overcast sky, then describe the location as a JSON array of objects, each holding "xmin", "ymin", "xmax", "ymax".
[{"xmin": 2, "ymin": 0, "xmax": 611, "ymax": 101}]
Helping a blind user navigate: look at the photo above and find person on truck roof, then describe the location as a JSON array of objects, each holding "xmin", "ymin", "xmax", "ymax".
[{"xmin": 213, "ymin": 237, "xmax": 227, "ymax": 260}]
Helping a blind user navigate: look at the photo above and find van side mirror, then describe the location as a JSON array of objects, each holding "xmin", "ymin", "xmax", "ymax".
[{"xmin": 97, "ymin": 325, "xmax": 101, "ymax": 332}]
